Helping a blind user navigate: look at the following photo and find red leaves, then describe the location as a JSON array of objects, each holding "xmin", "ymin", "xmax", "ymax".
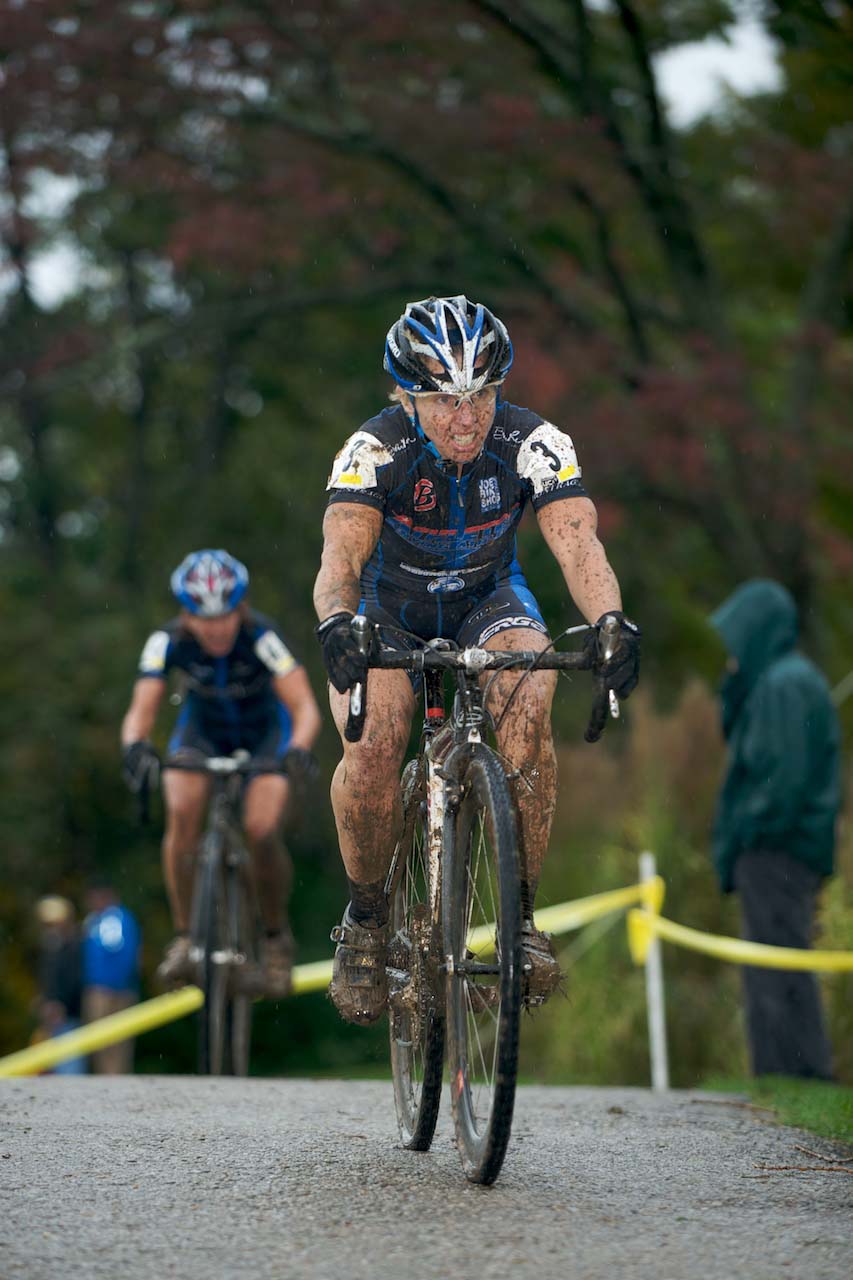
[
  {"xmin": 168, "ymin": 202, "xmax": 298, "ymax": 272},
  {"xmin": 815, "ymin": 527, "xmax": 853, "ymax": 580},
  {"xmin": 29, "ymin": 328, "xmax": 95, "ymax": 380}
]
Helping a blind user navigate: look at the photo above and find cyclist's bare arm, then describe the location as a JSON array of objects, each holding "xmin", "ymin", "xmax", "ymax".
[
  {"xmin": 536, "ymin": 497, "xmax": 622, "ymax": 623},
  {"xmin": 121, "ymin": 677, "xmax": 166, "ymax": 745},
  {"xmin": 313, "ymin": 504, "xmax": 382, "ymax": 620},
  {"xmin": 272, "ymin": 668, "xmax": 322, "ymax": 751}
]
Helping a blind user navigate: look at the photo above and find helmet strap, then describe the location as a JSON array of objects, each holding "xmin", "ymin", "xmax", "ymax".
[{"xmin": 408, "ymin": 402, "xmax": 443, "ymax": 463}]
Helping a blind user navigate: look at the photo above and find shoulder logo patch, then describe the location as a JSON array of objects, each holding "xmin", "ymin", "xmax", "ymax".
[
  {"xmin": 327, "ymin": 432, "xmax": 393, "ymax": 491},
  {"xmin": 517, "ymin": 423, "xmax": 582, "ymax": 498},
  {"xmin": 255, "ymin": 630, "xmax": 297, "ymax": 677},
  {"xmin": 139, "ymin": 630, "xmax": 169, "ymax": 674}
]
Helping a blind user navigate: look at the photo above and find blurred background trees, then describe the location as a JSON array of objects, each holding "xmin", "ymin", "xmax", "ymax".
[{"xmin": 1, "ymin": 1, "xmax": 850, "ymax": 1081}]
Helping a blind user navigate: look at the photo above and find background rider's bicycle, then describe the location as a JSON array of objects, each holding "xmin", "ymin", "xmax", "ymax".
[
  {"xmin": 346, "ymin": 615, "xmax": 616, "ymax": 1185},
  {"xmin": 166, "ymin": 750, "xmax": 282, "ymax": 1076}
]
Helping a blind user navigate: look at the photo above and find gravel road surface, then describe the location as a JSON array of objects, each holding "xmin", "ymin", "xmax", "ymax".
[{"xmin": 1, "ymin": 1077, "xmax": 849, "ymax": 1280}]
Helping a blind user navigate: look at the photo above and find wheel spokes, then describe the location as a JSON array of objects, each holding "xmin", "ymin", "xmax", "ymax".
[{"xmin": 457, "ymin": 805, "xmax": 503, "ymax": 1133}]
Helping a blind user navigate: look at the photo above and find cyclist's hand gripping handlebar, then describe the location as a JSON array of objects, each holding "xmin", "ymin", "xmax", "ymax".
[
  {"xmin": 122, "ymin": 740, "xmax": 161, "ymax": 824},
  {"xmin": 344, "ymin": 615, "xmax": 372, "ymax": 743}
]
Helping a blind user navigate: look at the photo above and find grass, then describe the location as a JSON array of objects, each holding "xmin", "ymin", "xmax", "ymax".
[{"xmin": 702, "ymin": 1074, "xmax": 853, "ymax": 1145}]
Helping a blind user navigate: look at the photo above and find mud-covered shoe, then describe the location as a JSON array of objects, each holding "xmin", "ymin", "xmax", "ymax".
[
  {"xmin": 260, "ymin": 927, "xmax": 294, "ymax": 999},
  {"xmin": 521, "ymin": 921, "xmax": 562, "ymax": 1005},
  {"xmin": 156, "ymin": 934, "xmax": 194, "ymax": 988},
  {"xmin": 329, "ymin": 905, "xmax": 390, "ymax": 1026}
]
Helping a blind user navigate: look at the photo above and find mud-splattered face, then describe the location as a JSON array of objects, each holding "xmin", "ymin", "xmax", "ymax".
[{"xmin": 401, "ymin": 353, "xmax": 499, "ymax": 464}]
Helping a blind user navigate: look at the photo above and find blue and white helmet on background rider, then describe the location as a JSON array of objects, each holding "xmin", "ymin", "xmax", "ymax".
[
  {"xmin": 170, "ymin": 549, "xmax": 249, "ymax": 618},
  {"xmin": 383, "ymin": 295, "xmax": 513, "ymax": 394}
]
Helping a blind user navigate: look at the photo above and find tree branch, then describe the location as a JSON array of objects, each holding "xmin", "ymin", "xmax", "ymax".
[
  {"xmin": 786, "ymin": 184, "xmax": 853, "ymax": 433},
  {"xmin": 254, "ymin": 102, "xmax": 596, "ymax": 336},
  {"xmin": 473, "ymin": 0, "xmax": 725, "ymax": 336}
]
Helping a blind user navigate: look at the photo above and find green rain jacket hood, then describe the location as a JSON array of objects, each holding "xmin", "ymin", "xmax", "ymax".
[{"xmin": 709, "ymin": 580, "xmax": 840, "ymax": 892}]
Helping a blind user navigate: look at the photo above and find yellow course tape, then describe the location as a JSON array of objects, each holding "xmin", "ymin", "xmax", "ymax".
[
  {"xmin": 290, "ymin": 958, "xmax": 333, "ymax": 995},
  {"xmin": 627, "ymin": 908, "xmax": 853, "ymax": 973},
  {"xmin": 9, "ymin": 872, "xmax": 846, "ymax": 1078},
  {"xmin": 0, "ymin": 879, "xmax": 665, "ymax": 1077},
  {"xmin": 467, "ymin": 877, "xmax": 664, "ymax": 956},
  {"xmin": 0, "ymin": 986, "xmax": 204, "ymax": 1079}
]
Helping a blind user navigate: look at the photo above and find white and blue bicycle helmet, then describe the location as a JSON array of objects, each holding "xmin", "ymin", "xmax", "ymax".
[
  {"xmin": 383, "ymin": 295, "xmax": 513, "ymax": 394},
  {"xmin": 170, "ymin": 549, "xmax": 249, "ymax": 617}
]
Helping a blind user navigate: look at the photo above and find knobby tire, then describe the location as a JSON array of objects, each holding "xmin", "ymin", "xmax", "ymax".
[
  {"xmin": 225, "ymin": 856, "xmax": 256, "ymax": 1077},
  {"xmin": 194, "ymin": 832, "xmax": 229, "ymax": 1075},
  {"xmin": 443, "ymin": 743, "xmax": 522, "ymax": 1185},
  {"xmin": 388, "ymin": 761, "xmax": 445, "ymax": 1150}
]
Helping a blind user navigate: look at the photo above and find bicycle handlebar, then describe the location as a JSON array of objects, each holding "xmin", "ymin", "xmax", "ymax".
[
  {"xmin": 342, "ymin": 619, "xmax": 619, "ymax": 745},
  {"xmin": 163, "ymin": 749, "xmax": 287, "ymax": 776},
  {"xmin": 368, "ymin": 647, "xmax": 590, "ymax": 673}
]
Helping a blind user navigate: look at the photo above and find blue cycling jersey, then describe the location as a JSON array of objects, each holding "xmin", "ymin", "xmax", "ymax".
[
  {"xmin": 325, "ymin": 401, "xmax": 587, "ymax": 642},
  {"xmin": 136, "ymin": 609, "xmax": 300, "ymax": 754}
]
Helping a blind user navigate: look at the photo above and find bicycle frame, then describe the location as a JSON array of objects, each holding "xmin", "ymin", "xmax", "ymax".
[
  {"xmin": 166, "ymin": 750, "xmax": 272, "ymax": 1075},
  {"xmin": 387, "ymin": 647, "xmax": 525, "ymax": 947},
  {"xmin": 188, "ymin": 757, "xmax": 255, "ymax": 975},
  {"xmin": 371, "ymin": 630, "xmax": 603, "ymax": 1181}
]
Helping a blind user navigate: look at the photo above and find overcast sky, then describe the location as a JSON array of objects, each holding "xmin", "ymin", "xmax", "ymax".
[{"xmin": 654, "ymin": 11, "xmax": 781, "ymax": 127}]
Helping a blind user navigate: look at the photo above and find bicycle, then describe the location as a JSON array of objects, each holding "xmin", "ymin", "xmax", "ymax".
[
  {"xmin": 166, "ymin": 749, "xmax": 283, "ymax": 1077},
  {"xmin": 344, "ymin": 613, "xmax": 619, "ymax": 1184}
]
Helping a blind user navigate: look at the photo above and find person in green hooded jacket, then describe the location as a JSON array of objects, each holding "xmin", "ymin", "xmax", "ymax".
[{"xmin": 710, "ymin": 578, "xmax": 840, "ymax": 1080}]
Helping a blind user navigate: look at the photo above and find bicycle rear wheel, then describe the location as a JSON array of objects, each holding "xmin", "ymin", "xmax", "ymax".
[
  {"xmin": 388, "ymin": 761, "xmax": 445, "ymax": 1150},
  {"xmin": 193, "ymin": 832, "xmax": 229, "ymax": 1075},
  {"xmin": 443, "ymin": 743, "xmax": 522, "ymax": 1185}
]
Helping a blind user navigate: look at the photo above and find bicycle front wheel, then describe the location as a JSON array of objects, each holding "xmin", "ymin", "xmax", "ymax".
[
  {"xmin": 443, "ymin": 744, "xmax": 522, "ymax": 1185},
  {"xmin": 225, "ymin": 856, "xmax": 257, "ymax": 1077},
  {"xmin": 388, "ymin": 761, "xmax": 445, "ymax": 1150},
  {"xmin": 193, "ymin": 832, "xmax": 229, "ymax": 1075}
]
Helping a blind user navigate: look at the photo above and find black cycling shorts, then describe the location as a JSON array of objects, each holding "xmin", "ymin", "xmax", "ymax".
[
  {"xmin": 166, "ymin": 704, "xmax": 291, "ymax": 776},
  {"xmin": 360, "ymin": 576, "xmax": 549, "ymax": 687}
]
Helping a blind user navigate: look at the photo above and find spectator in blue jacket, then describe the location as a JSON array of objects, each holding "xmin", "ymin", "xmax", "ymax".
[
  {"xmin": 81, "ymin": 883, "xmax": 142, "ymax": 1074},
  {"xmin": 710, "ymin": 579, "xmax": 840, "ymax": 1080}
]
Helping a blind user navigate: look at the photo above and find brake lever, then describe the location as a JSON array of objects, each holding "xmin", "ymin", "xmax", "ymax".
[
  {"xmin": 137, "ymin": 777, "xmax": 151, "ymax": 826},
  {"xmin": 344, "ymin": 615, "xmax": 372, "ymax": 743},
  {"xmin": 599, "ymin": 614, "xmax": 621, "ymax": 723},
  {"xmin": 584, "ymin": 615, "xmax": 622, "ymax": 741}
]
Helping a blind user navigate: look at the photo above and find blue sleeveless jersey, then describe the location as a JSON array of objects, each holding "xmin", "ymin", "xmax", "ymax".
[
  {"xmin": 135, "ymin": 609, "xmax": 300, "ymax": 754},
  {"xmin": 325, "ymin": 402, "xmax": 587, "ymax": 640}
]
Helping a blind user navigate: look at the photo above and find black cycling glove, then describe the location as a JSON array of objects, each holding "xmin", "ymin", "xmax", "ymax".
[
  {"xmin": 583, "ymin": 611, "xmax": 641, "ymax": 700},
  {"xmin": 315, "ymin": 611, "xmax": 369, "ymax": 694},
  {"xmin": 283, "ymin": 747, "xmax": 320, "ymax": 786},
  {"xmin": 122, "ymin": 740, "xmax": 161, "ymax": 793}
]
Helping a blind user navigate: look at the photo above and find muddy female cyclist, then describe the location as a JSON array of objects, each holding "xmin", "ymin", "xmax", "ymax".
[{"xmin": 313, "ymin": 296, "xmax": 640, "ymax": 1025}]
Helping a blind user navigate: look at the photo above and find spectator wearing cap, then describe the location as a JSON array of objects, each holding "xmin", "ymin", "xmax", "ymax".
[{"xmin": 34, "ymin": 896, "xmax": 86, "ymax": 1075}]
